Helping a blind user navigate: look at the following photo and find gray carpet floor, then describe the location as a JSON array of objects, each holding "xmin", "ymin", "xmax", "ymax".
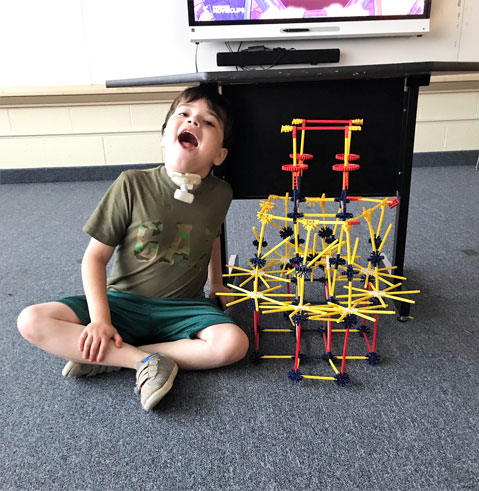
[{"xmin": 1, "ymin": 165, "xmax": 478, "ymax": 490}]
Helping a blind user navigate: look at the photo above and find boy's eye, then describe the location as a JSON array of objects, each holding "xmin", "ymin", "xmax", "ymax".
[
  {"xmin": 178, "ymin": 112, "xmax": 188, "ymax": 117},
  {"xmin": 204, "ymin": 120, "xmax": 215, "ymax": 127}
]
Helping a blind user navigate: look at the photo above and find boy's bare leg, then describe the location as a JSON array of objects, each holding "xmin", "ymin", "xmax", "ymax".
[
  {"xmin": 17, "ymin": 302, "xmax": 149, "ymax": 369},
  {"xmin": 139, "ymin": 323, "xmax": 249, "ymax": 371},
  {"xmin": 18, "ymin": 303, "xmax": 249, "ymax": 371}
]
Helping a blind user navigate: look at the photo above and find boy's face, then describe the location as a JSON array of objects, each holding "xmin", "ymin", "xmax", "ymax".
[{"xmin": 161, "ymin": 98, "xmax": 228, "ymax": 178}]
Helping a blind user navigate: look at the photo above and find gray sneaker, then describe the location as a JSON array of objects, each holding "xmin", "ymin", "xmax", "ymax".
[
  {"xmin": 62, "ymin": 361, "xmax": 121, "ymax": 378},
  {"xmin": 135, "ymin": 353, "xmax": 178, "ymax": 411}
]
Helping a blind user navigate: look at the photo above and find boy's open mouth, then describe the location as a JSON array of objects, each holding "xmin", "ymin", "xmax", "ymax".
[{"xmin": 178, "ymin": 130, "xmax": 199, "ymax": 150}]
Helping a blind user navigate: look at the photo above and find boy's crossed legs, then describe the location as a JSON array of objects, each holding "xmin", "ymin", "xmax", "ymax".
[{"xmin": 17, "ymin": 301, "xmax": 249, "ymax": 410}]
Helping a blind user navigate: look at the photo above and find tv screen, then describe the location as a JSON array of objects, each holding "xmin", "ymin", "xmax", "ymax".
[{"xmin": 187, "ymin": 0, "xmax": 432, "ymax": 42}]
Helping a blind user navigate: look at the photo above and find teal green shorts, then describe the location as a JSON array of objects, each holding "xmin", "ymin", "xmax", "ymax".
[{"xmin": 57, "ymin": 291, "xmax": 236, "ymax": 346}]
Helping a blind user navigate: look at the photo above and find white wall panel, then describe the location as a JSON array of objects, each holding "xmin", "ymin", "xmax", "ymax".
[
  {"xmin": 419, "ymin": 92, "xmax": 479, "ymax": 121},
  {"xmin": 0, "ymin": 109, "xmax": 12, "ymax": 135},
  {"xmin": 414, "ymin": 122, "xmax": 447, "ymax": 152},
  {"xmin": 103, "ymin": 133, "xmax": 162, "ymax": 164},
  {"xmin": 444, "ymin": 121, "xmax": 479, "ymax": 150},
  {"xmin": 69, "ymin": 105, "xmax": 131, "ymax": 133},
  {"xmin": 0, "ymin": 0, "xmax": 476, "ymax": 88},
  {"xmin": 8, "ymin": 107, "xmax": 72, "ymax": 135}
]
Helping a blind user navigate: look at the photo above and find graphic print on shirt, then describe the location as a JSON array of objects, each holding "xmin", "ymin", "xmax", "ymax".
[
  {"xmin": 163, "ymin": 223, "xmax": 192, "ymax": 265},
  {"xmin": 134, "ymin": 221, "xmax": 163, "ymax": 261},
  {"xmin": 134, "ymin": 221, "xmax": 192, "ymax": 265}
]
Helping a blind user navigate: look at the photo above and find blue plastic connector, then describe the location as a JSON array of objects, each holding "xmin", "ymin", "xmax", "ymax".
[
  {"xmin": 318, "ymin": 226, "xmax": 333, "ymax": 239},
  {"xmin": 288, "ymin": 370, "xmax": 304, "ymax": 383},
  {"xmin": 357, "ymin": 325, "xmax": 369, "ymax": 335},
  {"xmin": 336, "ymin": 211, "xmax": 354, "ymax": 220},
  {"xmin": 250, "ymin": 254, "xmax": 266, "ymax": 268},
  {"xmin": 321, "ymin": 352, "xmax": 335, "ymax": 361},
  {"xmin": 368, "ymin": 251, "xmax": 384, "ymax": 266},
  {"xmin": 288, "ymin": 254, "xmax": 303, "ymax": 267},
  {"xmin": 334, "ymin": 373, "xmax": 350, "ymax": 386},
  {"xmin": 346, "ymin": 264, "xmax": 359, "ymax": 282},
  {"xmin": 295, "ymin": 263, "xmax": 312, "ymax": 277},
  {"xmin": 280, "ymin": 227, "xmax": 294, "ymax": 239},
  {"xmin": 287, "ymin": 211, "xmax": 304, "ymax": 220},
  {"xmin": 369, "ymin": 235, "xmax": 382, "ymax": 249},
  {"xmin": 342, "ymin": 314, "xmax": 358, "ymax": 328},
  {"xmin": 253, "ymin": 239, "xmax": 268, "ymax": 248},
  {"xmin": 366, "ymin": 352, "xmax": 381, "ymax": 365},
  {"xmin": 329, "ymin": 254, "xmax": 346, "ymax": 269},
  {"xmin": 292, "ymin": 312, "xmax": 310, "ymax": 325}
]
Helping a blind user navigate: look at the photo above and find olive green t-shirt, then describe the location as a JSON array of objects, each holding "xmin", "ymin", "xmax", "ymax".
[{"xmin": 83, "ymin": 165, "xmax": 233, "ymax": 298}]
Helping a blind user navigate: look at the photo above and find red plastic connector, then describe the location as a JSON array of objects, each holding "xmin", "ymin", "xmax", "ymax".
[
  {"xmin": 289, "ymin": 153, "xmax": 314, "ymax": 161},
  {"xmin": 335, "ymin": 153, "xmax": 360, "ymax": 161},
  {"xmin": 282, "ymin": 163, "xmax": 309, "ymax": 172},
  {"xmin": 388, "ymin": 197, "xmax": 400, "ymax": 209},
  {"xmin": 332, "ymin": 164, "xmax": 360, "ymax": 172}
]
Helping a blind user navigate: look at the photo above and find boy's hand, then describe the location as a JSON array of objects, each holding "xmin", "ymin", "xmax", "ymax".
[
  {"xmin": 209, "ymin": 284, "xmax": 234, "ymax": 311},
  {"xmin": 78, "ymin": 321, "xmax": 123, "ymax": 363}
]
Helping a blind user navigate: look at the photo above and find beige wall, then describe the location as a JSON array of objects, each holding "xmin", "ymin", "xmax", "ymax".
[
  {"xmin": 0, "ymin": 86, "xmax": 188, "ymax": 169},
  {"xmin": 415, "ymin": 74, "xmax": 479, "ymax": 152},
  {"xmin": 0, "ymin": 76, "xmax": 478, "ymax": 170}
]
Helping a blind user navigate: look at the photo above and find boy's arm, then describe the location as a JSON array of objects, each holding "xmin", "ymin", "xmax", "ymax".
[
  {"xmin": 208, "ymin": 236, "xmax": 233, "ymax": 310},
  {"xmin": 80, "ymin": 237, "xmax": 122, "ymax": 363}
]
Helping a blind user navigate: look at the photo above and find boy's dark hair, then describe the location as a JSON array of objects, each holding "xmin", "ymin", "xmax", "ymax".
[{"xmin": 162, "ymin": 85, "xmax": 233, "ymax": 149}]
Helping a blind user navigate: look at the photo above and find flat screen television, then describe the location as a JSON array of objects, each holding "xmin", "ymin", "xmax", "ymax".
[{"xmin": 187, "ymin": 0, "xmax": 432, "ymax": 42}]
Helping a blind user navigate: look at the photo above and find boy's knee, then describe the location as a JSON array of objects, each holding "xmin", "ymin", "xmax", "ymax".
[
  {"xmin": 18, "ymin": 305, "xmax": 36, "ymax": 340},
  {"xmin": 235, "ymin": 329, "xmax": 250, "ymax": 360},
  {"xmin": 215, "ymin": 326, "xmax": 249, "ymax": 366},
  {"xmin": 17, "ymin": 305, "xmax": 47, "ymax": 343}
]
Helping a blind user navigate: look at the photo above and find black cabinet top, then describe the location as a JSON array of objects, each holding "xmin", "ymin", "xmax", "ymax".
[{"xmin": 106, "ymin": 61, "xmax": 479, "ymax": 88}]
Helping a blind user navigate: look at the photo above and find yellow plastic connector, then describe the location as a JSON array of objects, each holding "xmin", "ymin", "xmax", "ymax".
[
  {"xmin": 291, "ymin": 118, "xmax": 304, "ymax": 125},
  {"xmin": 259, "ymin": 201, "xmax": 276, "ymax": 212},
  {"xmin": 301, "ymin": 219, "xmax": 318, "ymax": 232},
  {"xmin": 352, "ymin": 119, "xmax": 364, "ymax": 125},
  {"xmin": 281, "ymin": 125, "xmax": 293, "ymax": 133},
  {"xmin": 257, "ymin": 211, "xmax": 273, "ymax": 225}
]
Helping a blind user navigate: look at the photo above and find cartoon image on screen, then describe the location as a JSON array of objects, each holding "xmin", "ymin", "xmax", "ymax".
[{"xmin": 193, "ymin": 0, "xmax": 426, "ymax": 22}]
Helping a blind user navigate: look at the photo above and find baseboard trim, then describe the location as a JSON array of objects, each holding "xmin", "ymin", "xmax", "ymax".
[
  {"xmin": 413, "ymin": 150, "xmax": 478, "ymax": 167},
  {"xmin": 1, "ymin": 151, "xmax": 478, "ymax": 184},
  {"xmin": 0, "ymin": 163, "xmax": 158, "ymax": 184}
]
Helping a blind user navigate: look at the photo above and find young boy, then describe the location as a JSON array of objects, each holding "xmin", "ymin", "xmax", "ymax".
[{"xmin": 17, "ymin": 86, "xmax": 249, "ymax": 411}]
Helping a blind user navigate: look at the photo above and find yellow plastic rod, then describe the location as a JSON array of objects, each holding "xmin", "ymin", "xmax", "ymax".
[
  {"xmin": 302, "ymin": 375, "xmax": 337, "ymax": 381},
  {"xmin": 328, "ymin": 359, "xmax": 340, "ymax": 374}
]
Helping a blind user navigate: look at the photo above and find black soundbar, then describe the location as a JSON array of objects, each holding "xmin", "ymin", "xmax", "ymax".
[{"xmin": 217, "ymin": 48, "xmax": 340, "ymax": 67}]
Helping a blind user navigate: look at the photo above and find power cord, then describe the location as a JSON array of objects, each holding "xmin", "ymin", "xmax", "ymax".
[{"xmin": 195, "ymin": 42, "xmax": 200, "ymax": 72}]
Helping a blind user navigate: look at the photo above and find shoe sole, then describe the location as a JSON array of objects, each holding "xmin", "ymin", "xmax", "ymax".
[
  {"xmin": 143, "ymin": 363, "xmax": 179, "ymax": 411},
  {"xmin": 62, "ymin": 361, "xmax": 77, "ymax": 377},
  {"xmin": 62, "ymin": 361, "xmax": 121, "ymax": 378}
]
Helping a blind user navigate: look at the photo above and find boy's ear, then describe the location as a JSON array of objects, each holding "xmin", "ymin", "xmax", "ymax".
[{"xmin": 212, "ymin": 147, "xmax": 228, "ymax": 167}]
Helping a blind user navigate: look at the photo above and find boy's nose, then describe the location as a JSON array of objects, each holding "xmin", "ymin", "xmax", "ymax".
[{"xmin": 187, "ymin": 118, "xmax": 199, "ymax": 127}]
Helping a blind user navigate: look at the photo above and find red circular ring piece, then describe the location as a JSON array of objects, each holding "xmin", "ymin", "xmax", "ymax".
[
  {"xmin": 289, "ymin": 153, "xmax": 314, "ymax": 161},
  {"xmin": 335, "ymin": 153, "xmax": 360, "ymax": 161},
  {"xmin": 282, "ymin": 163, "xmax": 309, "ymax": 172},
  {"xmin": 332, "ymin": 164, "xmax": 360, "ymax": 171}
]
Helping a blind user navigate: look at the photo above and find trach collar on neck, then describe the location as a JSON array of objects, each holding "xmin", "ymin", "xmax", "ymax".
[{"xmin": 166, "ymin": 169, "xmax": 202, "ymax": 204}]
